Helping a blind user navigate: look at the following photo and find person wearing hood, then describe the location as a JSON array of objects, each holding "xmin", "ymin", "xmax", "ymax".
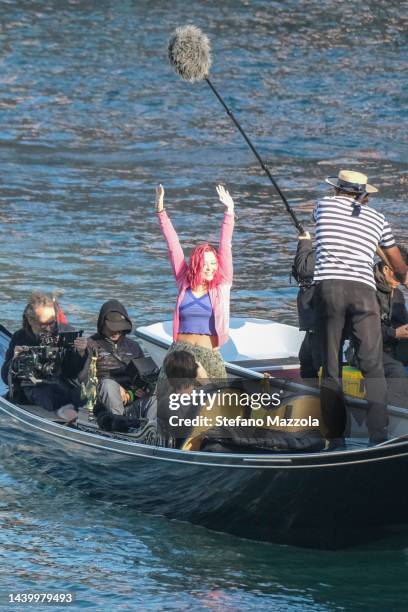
[
  {"xmin": 77, "ymin": 300, "xmax": 144, "ymax": 430},
  {"xmin": 292, "ymin": 231, "xmax": 320, "ymax": 381},
  {"xmin": 292, "ymin": 233, "xmax": 352, "ymax": 383},
  {"xmin": 1, "ymin": 291, "xmax": 85, "ymax": 421}
]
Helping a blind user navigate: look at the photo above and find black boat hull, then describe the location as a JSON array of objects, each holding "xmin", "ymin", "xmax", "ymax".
[{"xmin": 1, "ymin": 397, "xmax": 408, "ymax": 548}]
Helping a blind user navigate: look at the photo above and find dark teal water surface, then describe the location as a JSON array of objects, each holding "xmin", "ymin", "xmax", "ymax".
[{"xmin": 0, "ymin": 1, "xmax": 407, "ymax": 609}]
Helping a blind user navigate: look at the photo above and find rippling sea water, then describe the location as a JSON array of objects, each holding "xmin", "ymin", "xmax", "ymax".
[{"xmin": 0, "ymin": 1, "xmax": 407, "ymax": 609}]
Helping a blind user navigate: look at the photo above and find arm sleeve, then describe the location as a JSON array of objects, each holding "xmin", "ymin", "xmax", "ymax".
[
  {"xmin": 61, "ymin": 348, "xmax": 89, "ymax": 379},
  {"xmin": 131, "ymin": 340, "xmax": 144, "ymax": 359},
  {"xmin": 75, "ymin": 340, "xmax": 94, "ymax": 384},
  {"xmin": 380, "ymin": 220, "xmax": 396, "ymax": 249},
  {"xmin": 217, "ymin": 212, "xmax": 234, "ymax": 285},
  {"xmin": 293, "ymin": 239, "xmax": 316, "ymax": 281},
  {"xmin": 157, "ymin": 210, "xmax": 188, "ymax": 284},
  {"xmin": 1, "ymin": 336, "xmax": 16, "ymax": 385},
  {"xmin": 382, "ymin": 321, "xmax": 397, "ymax": 343},
  {"xmin": 391, "ymin": 291, "xmax": 408, "ymax": 327}
]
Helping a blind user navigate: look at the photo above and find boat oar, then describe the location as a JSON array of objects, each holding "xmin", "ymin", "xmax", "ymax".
[{"xmin": 168, "ymin": 25, "xmax": 304, "ymax": 235}]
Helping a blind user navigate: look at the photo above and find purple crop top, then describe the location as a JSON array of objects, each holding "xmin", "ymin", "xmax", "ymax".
[{"xmin": 179, "ymin": 289, "xmax": 216, "ymax": 335}]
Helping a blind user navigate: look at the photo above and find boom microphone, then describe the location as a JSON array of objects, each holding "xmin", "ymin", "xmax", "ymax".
[
  {"xmin": 168, "ymin": 25, "xmax": 212, "ymax": 83},
  {"xmin": 168, "ymin": 25, "xmax": 304, "ymax": 234}
]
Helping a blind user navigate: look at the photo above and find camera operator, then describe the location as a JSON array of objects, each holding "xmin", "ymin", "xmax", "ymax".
[
  {"xmin": 77, "ymin": 300, "xmax": 147, "ymax": 431},
  {"xmin": 1, "ymin": 292, "xmax": 86, "ymax": 422}
]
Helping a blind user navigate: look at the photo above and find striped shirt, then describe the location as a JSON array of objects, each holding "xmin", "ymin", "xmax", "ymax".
[{"xmin": 313, "ymin": 195, "xmax": 395, "ymax": 289}]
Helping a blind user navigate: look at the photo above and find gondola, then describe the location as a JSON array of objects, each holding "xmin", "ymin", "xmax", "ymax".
[{"xmin": 0, "ymin": 321, "xmax": 407, "ymax": 549}]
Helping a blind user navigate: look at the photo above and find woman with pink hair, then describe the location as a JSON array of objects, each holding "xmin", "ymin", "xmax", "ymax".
[{"xmin": 156, "ymin": 183, "xmax": 234, "ymax": 382}]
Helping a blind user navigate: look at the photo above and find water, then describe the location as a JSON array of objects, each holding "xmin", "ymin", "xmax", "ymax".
[
  {"xmin": 1, "ymin": 461, "xmax": 408, "ymax": 611},
  {"xmin": 0, "ymin": 0, "xmax": 407, "ymax": 608}
]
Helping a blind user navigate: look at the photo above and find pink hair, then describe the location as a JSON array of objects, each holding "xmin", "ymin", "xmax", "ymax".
[
  {"xmin": 187, "ymin": 243, "xmax": 221, "ymax": 291},
  {"xmin": 55, "ymin": 301, "xmax": 68, "ymax": 325}
]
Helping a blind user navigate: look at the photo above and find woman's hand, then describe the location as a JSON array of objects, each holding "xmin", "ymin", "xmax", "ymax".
[
  {"xmin": 156, "ymin": 184, "xmax": 164, "ymax": 212},
  {"xmin": 216, "ymin": 184, "xmax": 234, "ymax": 214},
  {"xmin": 195, "ymin": 360, "xmax": 209, "ymax": 386}
]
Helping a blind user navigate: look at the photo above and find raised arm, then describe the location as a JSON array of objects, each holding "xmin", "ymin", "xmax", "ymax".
[
  {"xmin": 216, "ymin": 185, "xmax": 235, "ymax": 285},
  {"xmin": 156, "ymin": 184, "xmax": 188, "ymax": 284}
]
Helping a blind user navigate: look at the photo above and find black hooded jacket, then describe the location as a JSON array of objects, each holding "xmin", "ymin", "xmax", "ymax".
[
  {"xmin": 292, "ymin": 239, "xmax": 316, "ymax": 331},
  {"xmin": 374, "ymin": 263, "xmax": 408, "ymax": 347},
  {"xmin": 78, "ymin": 300, "xmax": 143, "ymax": 386}
]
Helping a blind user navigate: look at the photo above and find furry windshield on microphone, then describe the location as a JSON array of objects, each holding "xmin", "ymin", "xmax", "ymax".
[{"xmin": 168, "ymin": 25, "xmax": 212, "ymax": 83}]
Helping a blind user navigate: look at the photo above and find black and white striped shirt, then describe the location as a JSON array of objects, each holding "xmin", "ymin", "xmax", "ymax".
[{"xmin": 313, "ymin": 195, "xmax": 395, "ymax": 289}]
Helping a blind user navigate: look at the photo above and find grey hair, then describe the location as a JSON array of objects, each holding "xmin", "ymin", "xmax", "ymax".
[
  {"xmin": 23, "ymin": 291, "xmax": 55, "ymax": 329},
  {"xmin": 168, "ymin": 25, "xmax": 212, "ymax": 83}
]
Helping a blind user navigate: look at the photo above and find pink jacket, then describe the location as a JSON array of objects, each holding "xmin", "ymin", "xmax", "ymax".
[{"xmin": 158, "ymin": 210, "xmax": 234, "ymax": 346}]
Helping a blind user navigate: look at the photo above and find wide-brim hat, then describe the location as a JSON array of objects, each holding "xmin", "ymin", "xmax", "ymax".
[
  {"xmin": 325, "ymin": 170, "xmax": 378, "ymax": 194},
  {"xmin": 103, "ymin": 311, "xmax": 132, "ymax": 333}
]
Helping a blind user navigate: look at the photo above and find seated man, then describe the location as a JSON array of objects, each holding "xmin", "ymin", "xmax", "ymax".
[
  {"xmin": 159, "ymin": 350, "xmax": 324, "ymax": 453},
  {"xmin": 77, "ymin": 300, "xmax": 146, "ymax": 431},
  {"xmin": 373, "ymin": 248, "xmax": 408, "ymax": 402},
  {"xmin": 344, "ymin": 246, "xmax": 408, "ymax": 401},
  {"xmin": 1, "ymin": 291, "xmax": 85, "ymax": 421},
  {"xmin": 91, "ymin": 349, "xmax": 206, "ymax": 437}
]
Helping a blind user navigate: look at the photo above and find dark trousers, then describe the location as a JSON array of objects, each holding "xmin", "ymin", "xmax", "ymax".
[
  {"xmin": 23, "ymin": 381, "xmax": 80, "ymax": 412},
  {"xmin": 316, "ymin": 280, "xmax": 388, "ymax": 442},
  {"xmin": 383, "ymin": 351, "xmax": 408, "ymax": 407},
  {"xmin": 299, "ymin": 330, "xmax": 344, "ymax": 382},
  {"xmin": 394, "ymin": 340, "xmax": 408, "ymax": 366},
  {"xmin": 299, "ymin": 331, "xmax": 322, "ymax": 380},
  {"xmin": 97, "ymin": 378, "xmax": 125, "ymax": 415}
]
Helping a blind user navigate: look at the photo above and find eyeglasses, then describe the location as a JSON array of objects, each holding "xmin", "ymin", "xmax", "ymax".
[{"xmin": 37, "ymin": 318, "xmax": 56, "ymax": 329}]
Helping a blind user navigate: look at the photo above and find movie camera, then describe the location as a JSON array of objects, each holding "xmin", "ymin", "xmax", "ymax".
[{"xmin": 11, "ymin": 330, "xmax": 84, "ymax": 386}]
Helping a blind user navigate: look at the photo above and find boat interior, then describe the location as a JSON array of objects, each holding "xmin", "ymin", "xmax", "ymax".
[
  {"xmin": 1, "ymin": 320, "xmax": 407, "ymax": 453},
  {"xmin": 5, "ymin": 375, "xmax": 390, "ymax": 454}
]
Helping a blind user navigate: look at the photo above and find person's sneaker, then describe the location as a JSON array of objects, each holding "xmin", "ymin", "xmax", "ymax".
[
  {"xmin": 97, "ymin": 411, "xmax": 113, "ymax": 431},
  {"xmin": 323, "ymin": 438, "xmax": 346, "ymax": 451},
  {"xmin": 56, "ymin": 404, "xmax": 78, "ymax": 424},
  {"xmin": 96, "ymin": 412, "xmax": 129, "ymax": 433},
  {"xmin": 111, "ymin": 415, "xmax": 129, "ymax": 433}
]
